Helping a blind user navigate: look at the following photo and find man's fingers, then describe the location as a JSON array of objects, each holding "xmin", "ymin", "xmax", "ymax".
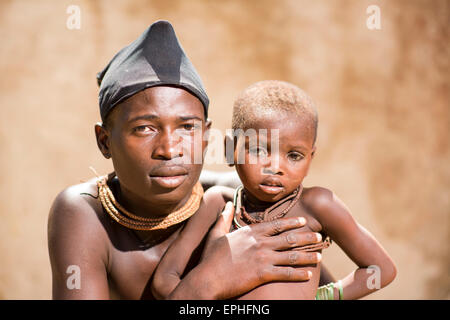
[
  {"xmin": 270, "ymin": 230, "xmax": 322, "ymax": 251},
  {"xmin": 209, "ymin": 202, "xmax": 234, "ymax": 240},
  {"xmin": 273, "ymin": 250, "xmax": 322, "ymax": 266},
  {"xmin": 254, "ymin": 217, "xmax": 307, "ymax": 236},
  {"xmin": 262, "ymin": 266, "xmax": 312, "ymax": 283}
]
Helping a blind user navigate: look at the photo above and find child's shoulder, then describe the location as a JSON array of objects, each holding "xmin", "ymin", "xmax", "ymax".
[
  {"xmin": 301, "ymin": 186, "xmax": 356, "ymax": 233},
  {"xmin": 301, "ymin": 186, "xmax": 334, "ymax": 211},
  {"xmin": 301, "ymin": 186, "xmax": 348, "ymax": 225}
]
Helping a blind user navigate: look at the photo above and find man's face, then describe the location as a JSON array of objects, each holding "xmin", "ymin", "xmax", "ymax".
[
  {"xmin": 97, "ymin": 86, "xmax": 210, "ymax": 208},
  {"xmin": 234, "ymin": 113, "xmax": 316, "ymax": 203}
]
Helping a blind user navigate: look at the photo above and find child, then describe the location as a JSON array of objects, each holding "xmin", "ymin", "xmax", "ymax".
[{"xmin": 151, "ymin": 80, "xmax": 397, "ymax": 300}]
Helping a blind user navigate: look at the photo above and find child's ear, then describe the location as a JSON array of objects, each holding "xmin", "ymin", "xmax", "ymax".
[
  {"xmin": 224, "ymin": 134, "xmax": 235, "ymax": 167},
  {"xmin": 95, "ymin": 122, "xmax": 111, "ymax": 159}
]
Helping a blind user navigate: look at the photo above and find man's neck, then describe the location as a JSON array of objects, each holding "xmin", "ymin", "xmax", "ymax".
[{"xmin": 110, "ymin": 177, "xmax": 192, "ymax": 220}]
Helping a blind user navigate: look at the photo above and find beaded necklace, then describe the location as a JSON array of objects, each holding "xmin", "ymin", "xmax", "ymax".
[
  {"xmin": 233, "ymin": 185, "xmax": 302, "ymax": 227},
  {"xmin": 97, "ymin": 173, "xmax": 203, "ymax": 231},
  {"xmin": 241, "ymin": 185, "xmax": 303, "ymax": 224},
  {"xmin": 232, "ymin": 185, "xmax": 332, "ymax": 251}
]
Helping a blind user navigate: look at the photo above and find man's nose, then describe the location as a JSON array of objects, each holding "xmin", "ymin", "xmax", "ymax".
[{"xmin": 152, "ymin": 129, "xmax": 184, "ymax": 160}]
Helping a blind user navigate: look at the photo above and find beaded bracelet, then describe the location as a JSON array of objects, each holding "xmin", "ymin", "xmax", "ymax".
[
  {"xmin": 337, "ymin": 280, "xmax": 344, "ymax": 300},
  {"xmin": 315, "ymin": 281, "xmax": 344, "ymax": 300},
  {"xmin": 315, "ymin": 282, "xmax": 334, "ymax": 300}
]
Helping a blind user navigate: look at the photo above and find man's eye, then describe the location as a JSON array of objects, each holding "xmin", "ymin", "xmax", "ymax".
[
  {"xmin": 180, "ymin": 123, "xmax": 202, "ymax": 132},
  {"xmin": 134, "ymin": 126, "xmax": 154, "ymax": 133},
  {"xmin": 183, "ymin": 124, "xmax": 195, "ymax": 130},
  {"xmin": 288, "ymin": 152, "xmax": 304, "ymax": 161}
]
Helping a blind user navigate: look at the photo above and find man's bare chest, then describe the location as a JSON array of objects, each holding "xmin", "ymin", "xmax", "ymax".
[{"xmin": 105, "ymin": 228, "xmax": 179, "ymax": 299}]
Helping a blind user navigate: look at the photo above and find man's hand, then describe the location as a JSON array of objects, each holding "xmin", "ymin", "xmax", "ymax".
[{"xmin": 170, "ymin": 202, "xmax": 322, "ymax": 299}]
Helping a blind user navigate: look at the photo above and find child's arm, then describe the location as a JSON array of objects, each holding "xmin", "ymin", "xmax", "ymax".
[
  {"xmin": 303, "ymin": 187, "xmax": 397, "ymax": 300},
  {"xmin": 151, "ymin": 186, "xmax": 228, "ymax": 299}
]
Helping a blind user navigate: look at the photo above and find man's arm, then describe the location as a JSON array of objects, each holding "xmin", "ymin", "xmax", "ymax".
[
  {"xmin": 48, "ymin": 186, "xmax": 110, "ymax": 299},
  {"xmin": 200, "ymin": 170, "xmax": 335, "ymax": 288},
  {"xmin": 199, "ymin": 170, "xmax": 241, "ymax": 191},
  {"xmin": 151, "ymin": 187, "xmax": 226, "ymax": 299},
  {"xmin": 167, "ymin": 204, "xmax": 324, "ymax": 300}
]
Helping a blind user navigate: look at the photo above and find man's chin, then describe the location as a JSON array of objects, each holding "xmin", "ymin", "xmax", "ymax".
[{"xmin": 146, "ymin": 179, "xmax": 197, "ymax": 204}]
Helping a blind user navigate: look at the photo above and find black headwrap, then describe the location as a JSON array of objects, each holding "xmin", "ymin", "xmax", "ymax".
[{"xmin": 96, "ymin": 20, "xmax": 209, "ymax": 122}]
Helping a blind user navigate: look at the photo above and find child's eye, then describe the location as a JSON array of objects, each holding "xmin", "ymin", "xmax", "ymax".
[
  {"xmin": 288, "ymin": 152, "xmax": 304, "ymax": 161},
  {"xmin": 249, "ymin": 147, "xmax": 268, "ymax": 156}
]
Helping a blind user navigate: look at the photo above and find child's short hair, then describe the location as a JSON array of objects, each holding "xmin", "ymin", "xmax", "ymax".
[{"xmin": 232, "ymin": 80, "xmax": 318, "ymax": 144}]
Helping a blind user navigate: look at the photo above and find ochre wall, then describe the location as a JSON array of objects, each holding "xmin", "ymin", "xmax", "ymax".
[{"xmin": 0, "ymin": 0, "xmax": 448, "ymax": 299}]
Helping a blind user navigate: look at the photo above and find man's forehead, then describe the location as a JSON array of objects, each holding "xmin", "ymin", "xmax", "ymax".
[{"xmin": 115, "ymin": 86, "xmax": 205, "ymax": 122}]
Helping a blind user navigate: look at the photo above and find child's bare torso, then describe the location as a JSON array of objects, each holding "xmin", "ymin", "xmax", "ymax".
[{"xmin": 231, "ymin": 188, "xmax": 326, "ymax": 300}]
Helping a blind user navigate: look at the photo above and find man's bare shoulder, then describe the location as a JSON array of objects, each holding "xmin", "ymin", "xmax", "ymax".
[
  {"xmin": 204, "ymin": 185, "xmax": 234, "ymax": 203},
  {"xmin": 184, "ymin": 185, "xmax": 232, "ymax": 228},
  {"xmin": 203, "ymin": 185, "xmax": 234, "ymax": 216},
  {"xmin": 48, "ymin": 178, "xmax": 109, "ymax": 239},
  {"xmin": 48, "ymin": 179, "xmax": 112, "ymax": 298}
]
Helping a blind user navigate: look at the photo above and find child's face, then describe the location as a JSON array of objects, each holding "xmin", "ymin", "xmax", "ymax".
[{"xmin": 234, "ymin": 113, "xmax": 316, "ymax": 203}]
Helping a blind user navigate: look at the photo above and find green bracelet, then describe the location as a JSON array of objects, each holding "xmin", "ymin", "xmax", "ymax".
[
  {"xmin": 316, "ymin": 281, "xmax": 344, "ymax": 300},
  {"xmin": 337, "ymin": 280, "xmax": 344, "ymax": 300},
  {"xmin": 315, "ymin": 282, "xmax": 334, "ymax": 300}
]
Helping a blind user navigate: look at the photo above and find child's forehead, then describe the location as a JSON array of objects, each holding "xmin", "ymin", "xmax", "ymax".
[
  {"xmin": 245, "ymin": 111, "xmax": 312, "ymax": 132},
  {"xmin": 239, "ymin": 115, "xmax": 314, "ymax": 146}
]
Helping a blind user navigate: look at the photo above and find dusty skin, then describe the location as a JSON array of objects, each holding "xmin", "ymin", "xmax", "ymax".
[
  {"xmin": 48, "ymin": 86, "xmax": 324, "ymax": 299},
  {"xmin": 1, "ymin": 1, "xmax": 448, "ymax": 299}
]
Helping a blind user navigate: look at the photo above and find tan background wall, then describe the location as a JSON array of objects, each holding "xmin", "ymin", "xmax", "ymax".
[{"xmin": 0, "ymin": 0, "xmax": 448, "ymax": 299}]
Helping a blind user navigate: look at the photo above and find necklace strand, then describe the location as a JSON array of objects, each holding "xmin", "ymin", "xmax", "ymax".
[
  {"xmin": 97, "ymin": 174, "xmax": 203, "ymax": 231},
  {"xmin": 240, "ymin": 185, "xmax": 303, "ymax": 224},
  {"xmin": 232, "ymin": 185, "xmax": 332, "ymax": 251}
]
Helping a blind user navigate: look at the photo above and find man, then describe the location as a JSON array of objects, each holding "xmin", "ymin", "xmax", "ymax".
[{"xmin": 48, "ymin": 20, "xmax": 324, "ymax": 299}]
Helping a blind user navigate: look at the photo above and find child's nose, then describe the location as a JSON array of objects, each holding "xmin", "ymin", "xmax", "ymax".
[{"xmin": 262, "ymin": 158, "xmax": 283, "ymax": 175}]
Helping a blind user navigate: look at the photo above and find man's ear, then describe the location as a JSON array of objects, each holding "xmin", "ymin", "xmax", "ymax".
[
  {"xmin": 94, "ymin": 122, "xmax": 111, "ymax": 159},
  {"xmin": 201, "ymin": 119, "xmax": 212, "ymax": 158},
  {"xmin": 203, "ymin": 119, "xmax": 212, "ymax": 143},
  {"xmin": 311, "ymin": 145, "xmax": 316, "ymax": 159},
  {"xmin": 205, "ymin": 119, "xmax": 212, "ymax": 130},
  {"xmin": 224, "ymin": 134, "xmax": 235, "ymax": 167}
]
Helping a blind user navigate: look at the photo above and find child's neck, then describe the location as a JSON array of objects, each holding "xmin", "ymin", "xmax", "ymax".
[
  {"xmin": 242, "ymin": 189, "xmax": 276, "ymax": 210},
  {"xmin": 240, "ymin": 186, "xmax": 302, "ymax": 224}
]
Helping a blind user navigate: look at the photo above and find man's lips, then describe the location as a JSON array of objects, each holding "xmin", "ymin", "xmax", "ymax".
[
  {"xmin": 151, "ymin": 175, "xmax": 187, "ymax": 188},
  {"xmin": 149, "ymin": 166, "xmax": 188, "ymax": 189},
  {"xmin": 150, "ymin": 165, "xmax": 188, "ymax": 177}
]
